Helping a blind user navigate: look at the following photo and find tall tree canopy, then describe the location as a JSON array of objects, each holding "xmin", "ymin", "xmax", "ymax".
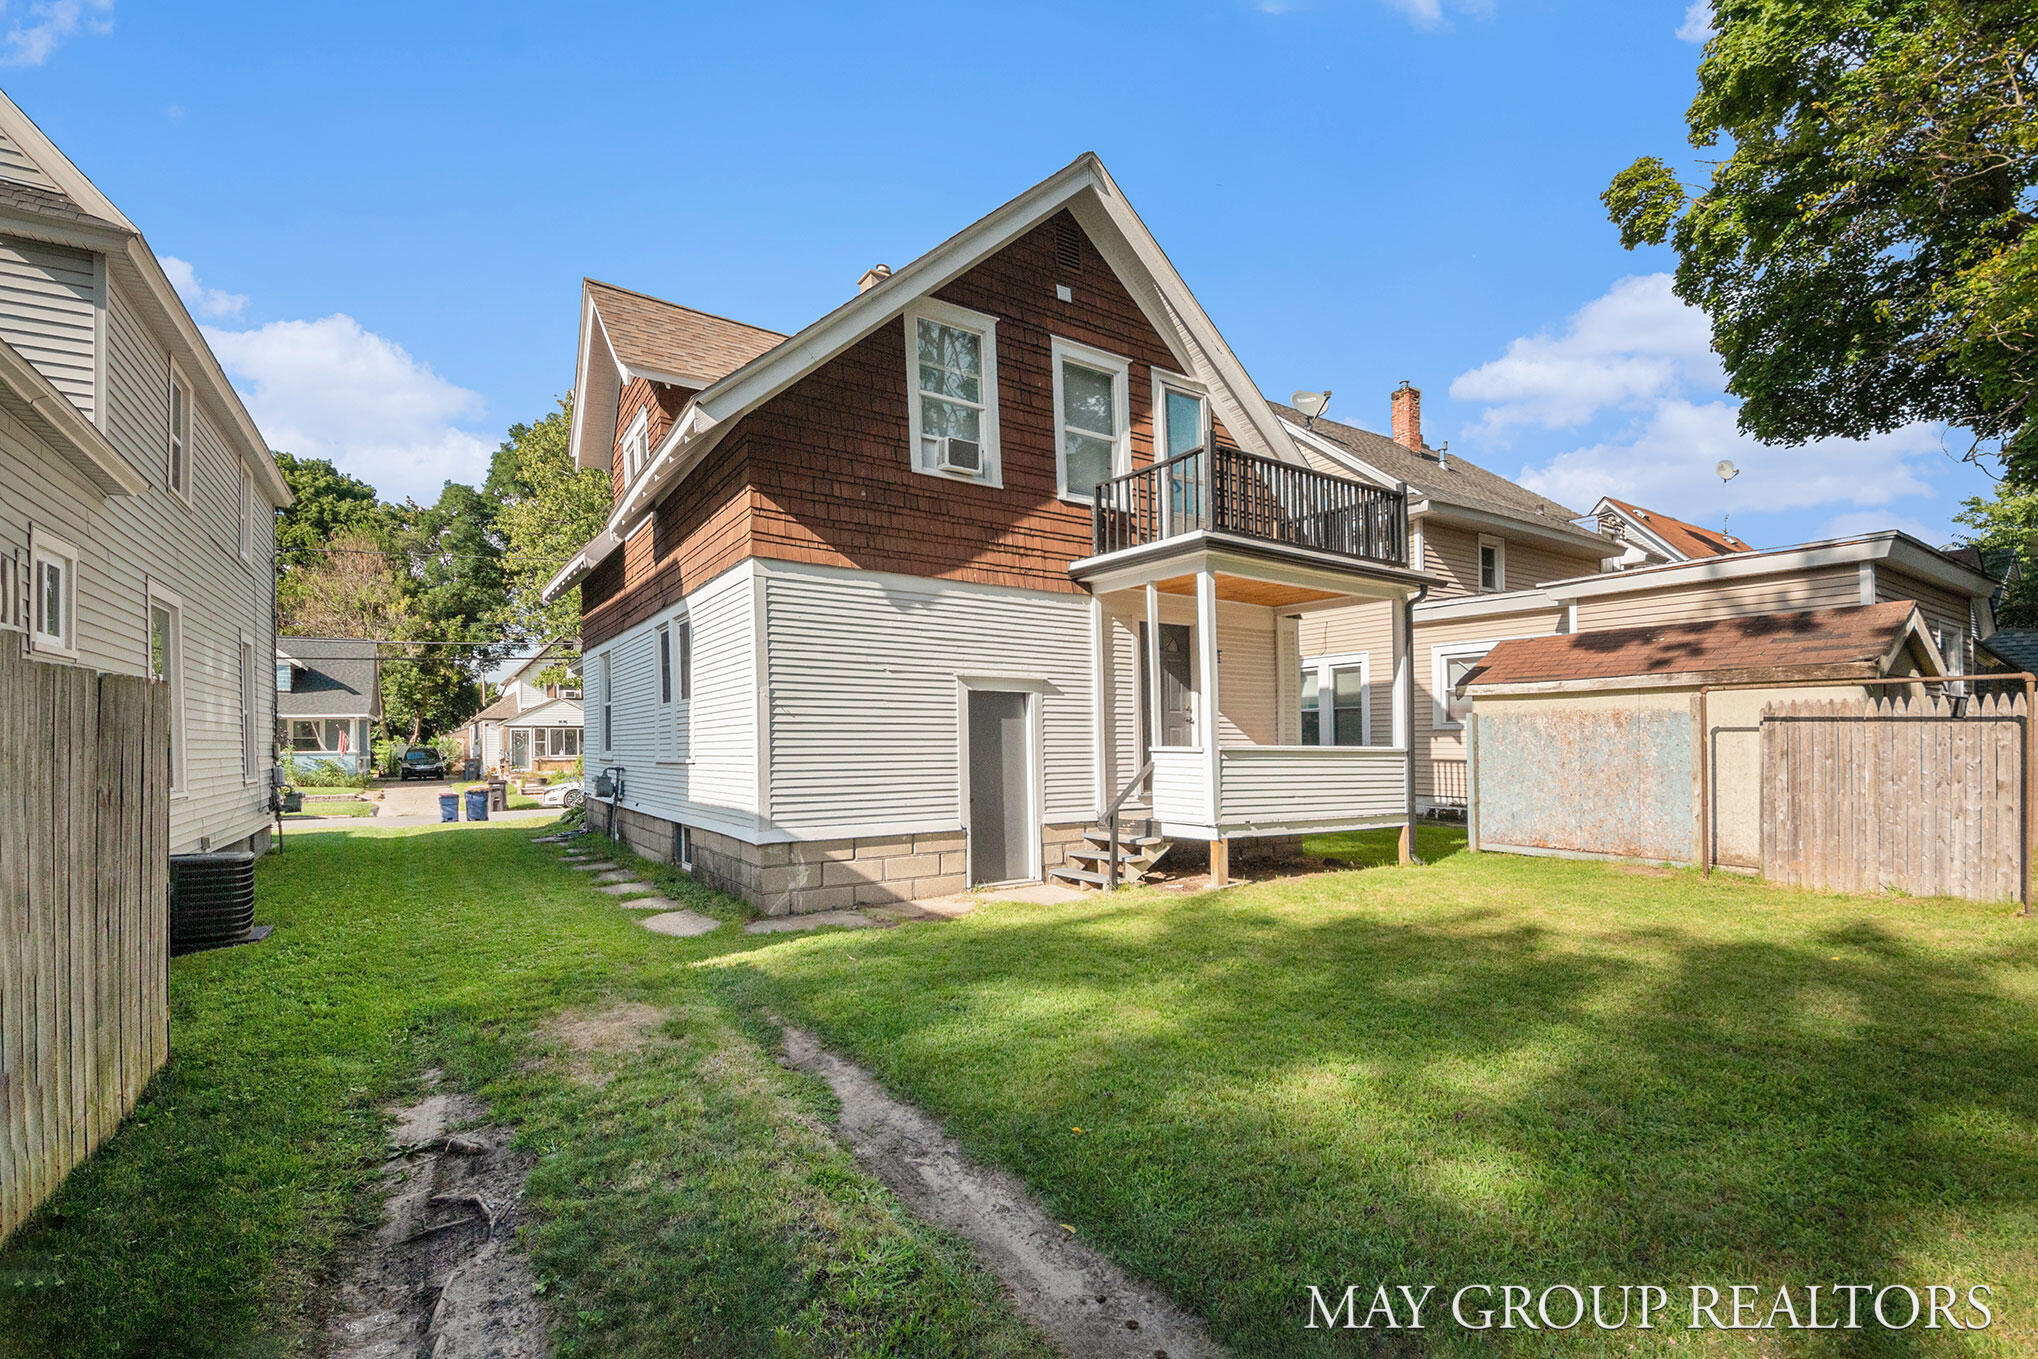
[
  {"xmin": 273, "ymin": 452, "xmax": 387, "ymax": 570},
  {"xmin": 487, "ymin": 397, "xmax": 610, "ymax": 650},
  {"xmin": 1605, "ymin": 2, "xmax": 2038, "ymax": 476},
  {"xmin": 277, "ymin": 528, "xmax": 411, "ymax": 639}
]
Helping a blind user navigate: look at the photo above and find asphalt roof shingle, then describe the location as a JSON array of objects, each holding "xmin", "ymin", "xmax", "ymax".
[
  {"xmin": 1463, "ymin": 601, "xmax": 1927, "ymax": 688},
  {"xmin": 586, "ymin": 279, "xmax": 785, "ymax": 389},
  {"xmin": 1602, "ymin": 497, "xmax": 1751, "ymax": 559},
  {"xmin": 275, "ymin": 636, "xmax": 380, "ymax": 719},
  {"xmin": 1270, "ymin": 402, "xmax": 1588, "ymax": 527}
]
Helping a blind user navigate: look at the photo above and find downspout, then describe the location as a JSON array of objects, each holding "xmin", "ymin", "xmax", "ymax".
[{"xmin": 1400, "ymin": 579, "xmax": 1430, "ymax": 865}]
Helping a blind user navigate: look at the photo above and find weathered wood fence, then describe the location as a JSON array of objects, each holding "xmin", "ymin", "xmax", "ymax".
[
  {"xmin": 1760, "ymin": 693, "xmax": 2027, "ymax": 903},
  {"xmin": 0, "ymin": 640, "xmax": 168, "ymax": 1242}
]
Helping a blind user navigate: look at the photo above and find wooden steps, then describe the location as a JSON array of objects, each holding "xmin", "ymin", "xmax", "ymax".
[{"xmin": 1050, "ymin": 823, "xmax": 1172, "ymax": 890}]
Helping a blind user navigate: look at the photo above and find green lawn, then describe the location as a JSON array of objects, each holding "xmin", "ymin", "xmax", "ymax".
[
  {"xmin": 0, "ymin": 823, "xmax": 1050, "ymax": 1359},
  {"xmin": 706, "ymin": 830, "xmax": 2038, "ymax": 1357},
  {"xmin": 282, "ymin": 799, "xmax": 375, "ymax": 819}
]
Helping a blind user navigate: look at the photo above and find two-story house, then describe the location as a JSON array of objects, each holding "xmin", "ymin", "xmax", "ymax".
[
  {"xmin": 468, "ymin": 640, "xmax": 582, "ymax": 775},
  {"xmin": 548, "ymin": 154, "xmax": 1436, "ymax": 914},
  {"xmin": 0, "ymin": 89, "xmax": 289, "ymax": 854}
]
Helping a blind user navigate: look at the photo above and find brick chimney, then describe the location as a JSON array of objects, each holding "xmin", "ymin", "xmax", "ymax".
[{"xmin": 1391, "ymin": 381, "xmax": 1422, "ymax": 450}]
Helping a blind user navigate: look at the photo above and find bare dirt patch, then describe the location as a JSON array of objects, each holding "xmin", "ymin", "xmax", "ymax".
[
  {"xmin": 781, "ymin": 1027, "xmax": 1227, "ymax": 1359},
  {"xmin": 323, "ymin": 1073, "xmax": 544, "ymax": 1359},
  {"xmin": 537, "ymin": 1001, "xmax": 668, "ymax": 1087}
]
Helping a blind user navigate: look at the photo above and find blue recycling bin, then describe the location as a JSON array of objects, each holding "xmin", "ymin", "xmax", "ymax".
[
  {"xmin": 438, "ymin": 792, "xmax": 459, "ymax": 822},
  {"xmin": 464, "ymin": 787, "xmax": 489, "ymax": 821}
]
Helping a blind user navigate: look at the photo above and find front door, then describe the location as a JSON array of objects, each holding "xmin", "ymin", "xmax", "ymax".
[
  {"xmin": 967, "ymin": 690, "xmax": 1033, "ymax": 886},
  {"xmin": 508, "ymin": 729, "xmax": 532, "ymax": 770},
  {"xmin": 1139, "ymin": 622, "xmax": 1195, "ymax": 756}
]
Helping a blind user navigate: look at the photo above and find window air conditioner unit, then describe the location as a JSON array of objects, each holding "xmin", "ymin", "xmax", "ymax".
[{"xmin": 934, "ymin": 437, "xmax": 983, "ymax": 475}]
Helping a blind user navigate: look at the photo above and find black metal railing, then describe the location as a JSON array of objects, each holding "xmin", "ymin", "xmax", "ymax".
[{"xmin": 1090, "ymin": 446, "xmax": 1408, "ymax": 566}]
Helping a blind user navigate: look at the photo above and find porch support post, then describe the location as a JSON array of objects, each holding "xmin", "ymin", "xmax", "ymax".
[
  {"xmin": 1089, "ymin": 593, "xmax": 1107, "ymax": 816},
  {"xmin": 1393, "ymin": 588, "xmax": 1419, "ymax": 865},
  {"xmin": 1145, "ymin": 583, "xmax": 1163, "ymax": 751},
  {"xmin": 1195, "ymin": 568, "xmax": 1221, "ymax": 814}
]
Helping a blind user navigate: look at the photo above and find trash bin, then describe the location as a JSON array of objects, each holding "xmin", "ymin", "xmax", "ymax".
[
  {"xmin": 464, "ymin": 787, "xmax": 489, "ymax": 821},
  {"xmin": 438, "ymin": 792, "xmax": 459, "ymax": 822},
  {"xmin": 486, "ymin": 778, "xmax": 507, "ymax": 812}
]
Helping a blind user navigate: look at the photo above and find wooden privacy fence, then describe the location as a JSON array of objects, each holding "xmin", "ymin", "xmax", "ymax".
[
  {"xmin": 1760, "ymin": 693, "xmax": 2027, "ymax": 903},
  {"xmin": 0, "ymin": 641, "xmax": 169, "ymax": 1243}
]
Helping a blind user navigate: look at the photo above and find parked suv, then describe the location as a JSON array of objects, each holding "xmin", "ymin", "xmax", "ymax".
[{"xmin": 396, "ymin": 747, "xmax": 447, "ymax": 781}]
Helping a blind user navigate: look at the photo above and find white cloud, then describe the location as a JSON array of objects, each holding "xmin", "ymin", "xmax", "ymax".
[
  {"xmin": 1449, "ymin": 274, "xmax": 1719, "ymax": 434},
  {"xmin": 1514, "ymin": 399, "xmax": 1943, "ymax": 521},
  {"xmin": 1, "ymin": 0, "xmax": 113, "ymax": 67},
  {"xmin": 204, "ymin": 314, "xmax": 493, "ymax": 505},
  {"xmin": 160, "ymin": 256, "xmax": 246, "ymax": 321},
  {"xmin": 1676, "ymin": 0, "xmax": 1713, "ymax": 43}
]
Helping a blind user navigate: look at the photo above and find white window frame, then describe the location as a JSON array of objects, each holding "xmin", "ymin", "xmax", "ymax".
[
  {"xmin": 28, "ymin": 528, "xmax": 78, "ymax": 659},
  {"xmin": 903, "ymin": 297, "xmax": 1002, "ymax": 488},
  {"xmin": 1050, "ymin": 336, "xmax": 1132, "ymax": 504},
  {"xmin": 1431, "ymin": 634, "xmax": 1547, "ymax": 731},
  {"xmin": 620, "ymin": 409, "xmax": 649, "ymax": 485},
  {"xmin": 237, "ymin": 461, "xmax": 252, "ymax": 560},
  {"xmin": 240, "ymin": 635, "xmax": 258, "ymax": 782},
  {"xmin": 676, "ymin": 823, "xmax": 694, "ymax": 872},
  {"xmin": 148, "ymin": 582, "xmax": 187, "ymax": 795},
  {"xmin": 1150, "ymin": 368, "xmax": 1210, "ymax": 461},
  {"xmin": 599, "ymin": 652, "xmax": 613, "ymax": 754},
  {"xmin": 1476, "ymin": 534, "xmax": 1507, "ymax": 593},
  {"xmin": 1300, "ymin": 651, "xmax": 1372, "ymax": 746},
  {"xmin": 654, "ymin": 622, "xmax": 677, "ymax": 764},
  {"xmin": 167, "ymin": 361, "xmax": 193, "ymax": 502}
]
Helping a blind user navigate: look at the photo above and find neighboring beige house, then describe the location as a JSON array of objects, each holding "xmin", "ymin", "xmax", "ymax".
[
  {"xmin": 1592, "ymin": 496, "xmax": 1752, "ymax": 569},
  {"xmin": 469, "ymin": 642, "xmax": 582, "ymax": 775},
  {"xmin": 0, "ymin": 89, "xmax": 289, "ymax": 854}
]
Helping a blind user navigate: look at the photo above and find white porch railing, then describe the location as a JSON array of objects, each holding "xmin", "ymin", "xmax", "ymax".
[{"xmin": 1149, "ymin": 745, "xmax": 1407, "ymax": 835}]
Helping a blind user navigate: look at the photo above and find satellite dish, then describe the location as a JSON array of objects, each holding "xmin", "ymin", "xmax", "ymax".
[
  {"xmin": 1715, "ymin": 459, "xmax": 1740, "ymax": 482},
  {"xmin": 1292, "ymin": 390, "xmax": 1331, "ymax": 421}
]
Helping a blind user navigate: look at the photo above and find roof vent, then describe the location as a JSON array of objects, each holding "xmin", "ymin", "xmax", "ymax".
[
  {"xmin": 1054, "ymin": 216, "xmax": 1083, "ymax": 272},
  {"xmin": 857, "ymin": 264, "xmax": 893, "ymax": 293}
]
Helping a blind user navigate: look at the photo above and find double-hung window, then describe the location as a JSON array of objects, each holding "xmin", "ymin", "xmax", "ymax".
[
  {"xmin": 1430, "ymin": 637, "xmax": 1538, "ymax": 731},
  {"xmin": 1300, "ymin": 654, "xmax": 1372, "ymax": 746},
  {"xmin": 1477, "ymin": 535, "xmax": 1506, "ymax": 593},
  {"xmin": 905, "ymin": 298, "xmax": 1000, "ymax": 485},
  {"xmin": 237, "ymin": 463, "xmax": 252, "ymax": 559},
  {"xmin": 240, "ymin": 638, "xmax": 257, "ymax": 780},
  {"xmin": 655, "ymin": 623, "xmax": 676, "ymax": 762},
  {"xmin": 1051, "ymin": 337, "xmax": 1130, "ymax": 503},
  {"xmin": 29, "ymin": 530, "xmax": 77, "ymax": 658},
  {"xmin": 621, "ymin": 411, "xmax": 649, "ymax": 486},
  {"xmin": 599, "ymin": 653, "xmax": 613, "ymax": 753},
  {"xmin": 148, "ymin": 585, "xmax": 186, "ymax": 793},
  {"xmin": 167, "ymin": 365, "xmax": 192, "ymax": 500}
]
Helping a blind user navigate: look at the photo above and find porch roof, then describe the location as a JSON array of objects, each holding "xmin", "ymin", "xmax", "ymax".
[{"xmin": 1070, "ymin": 530, "xmax": 1434, "ymax": 605}]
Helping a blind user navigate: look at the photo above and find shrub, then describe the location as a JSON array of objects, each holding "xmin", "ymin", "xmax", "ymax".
[{"xmin": 292, "ymin": 759, "xmax": 368, "ymax": 789}]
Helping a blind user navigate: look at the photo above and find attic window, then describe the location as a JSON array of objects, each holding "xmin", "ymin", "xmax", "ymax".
[{"xmin": 1054, "ymin": 217, "xmax": 1082, "ymax": 272}]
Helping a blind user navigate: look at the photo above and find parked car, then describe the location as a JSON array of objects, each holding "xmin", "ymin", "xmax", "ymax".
[
  {"xmin": 396, "ymin": 747, "xmax": 448, "ymax": 781},
  {"xmin": 539, "ymin": 781, "xmax": 584, "ymax": 809}
]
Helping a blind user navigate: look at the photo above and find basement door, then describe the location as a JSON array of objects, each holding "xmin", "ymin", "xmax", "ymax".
[{"xmin": 967, "ymin": 689, "xmax": 1035, "ymax": 886}]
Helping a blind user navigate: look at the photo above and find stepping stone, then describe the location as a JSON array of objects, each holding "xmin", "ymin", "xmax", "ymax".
[
  {"xmin": 598, "ymin": 881, "xmax": 657, "ymax": 896},
  {"xmin": 744, "ymin": 910, "xmax": 878, "ymax": 934},
  {"xmin": 569, "ymin": 862, "xmax": 617, "ymax": 872},
  {"xmin": 613, "ymin": 894, "xmax": 683, "ymax": 911},
  {"xmin": 640, "ymin": 910, "xmax": 720, "ymax": 938},
  {"xmin": 593, "ymin": 870, "xmax": 638, "ymax": 884}
]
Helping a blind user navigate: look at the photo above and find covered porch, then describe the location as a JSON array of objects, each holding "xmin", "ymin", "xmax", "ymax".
[{"xmin": 1073, "ymin": 449, "xmax": 1432, "ymax": 880}]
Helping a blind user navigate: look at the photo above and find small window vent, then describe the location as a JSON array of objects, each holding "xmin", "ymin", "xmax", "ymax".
[
  {"xmin": 934, "ymin": 437, "xmax": 984, "ymax": 475},
  {"xmin": 1054, "ymin": 217, "xmax": 1083, "ymax": 272}
]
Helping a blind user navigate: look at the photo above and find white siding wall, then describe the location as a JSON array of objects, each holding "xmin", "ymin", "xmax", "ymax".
[
  {"xmin": 582, "ymin": 560, "xmax": 759, "ymax": 840},
  {"xmin": 0, "ymin": 237, "xmax": 97, "ymax": 420},
  {"xmin": 762, "ymin": 562, "xmax": 1095, "ymax": 840},
  {"xmin": 1217, "ymin": 747, "xmax": 1405, "ymax": 826},
  {"xmin": 0, "ymin": 276, "xmax": 277, "ymax": 854},
  {"xmin": 0, "ymin": 129, "xmax": 59, "ymax": 190}
]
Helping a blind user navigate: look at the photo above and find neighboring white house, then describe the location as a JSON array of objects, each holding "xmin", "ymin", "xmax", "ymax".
[
  {"xmin": 0, "ymin": 88, "xmax": 289, "ymax": 855},
  {"xmin": 468, "ymin": 642, "xmax": 582, "ymax": 775}
]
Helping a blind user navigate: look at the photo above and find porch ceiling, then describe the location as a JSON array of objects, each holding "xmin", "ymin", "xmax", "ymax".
[{"xmin": 1151, "ymin": 574, "xmax": 1344, "ymax": 608}]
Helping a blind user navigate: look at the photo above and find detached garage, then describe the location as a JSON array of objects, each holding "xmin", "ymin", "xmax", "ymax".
[{"xmin": 1459, "ymin": 601, "xmax": 1947, "ymax": 869}]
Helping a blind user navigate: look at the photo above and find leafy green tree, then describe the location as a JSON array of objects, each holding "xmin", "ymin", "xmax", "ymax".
[
  {"xmin": 272, "ymin": 452, "xmax": 388, "ymax": 569},
  {"xmin": 1605, "ymin": 2, "xmax": 2038, "ymax": 476},
  {"xmin": 277, "ymin": 528, "xmax": 411, "ymax": 638},
  {"xmin": 487, "ymin": 397, "xmax": 609, "ymax": 650},
  {"xmin": 1955, "ymin": 486, "xmax": 2038, "ymax": 626}
]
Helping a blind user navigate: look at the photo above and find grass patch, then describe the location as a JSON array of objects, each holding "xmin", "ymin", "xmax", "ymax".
[
  {"xmin": 708, "ymin": 828, "xmax": 2038, "ymax": 1357},
  {"xmin": 282, "ymin": 800, "xmax": 375, "ymax": 820},
  {"xmin": 0, "ymin": 823, "xmax": 1050, "ymax": 1359}
]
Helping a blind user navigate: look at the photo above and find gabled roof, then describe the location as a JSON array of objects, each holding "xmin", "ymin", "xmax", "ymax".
[
  {"xmin": 1596, "ymin": 497, "xmax": 1751, "ymax": 560},
  {"xmin": 586, "ymin": 280, "xmax": 784, "ymax": 388},
  {"xmin": 502, "ymin": 696, "xmax": 583, "ymax": 729},
  {"xmin": 1272, "ymin": 404, "xmax": 1592, "ymax": 532},
  {"xmin": 1463, "ymin": 601, "xmax": 1941, "ymax": 691},
  {"xmin": 1979, "ymin": 629, "xmax": 2038, "ymax": 674},
  {"xmin": 471, "ymin": 689, "xmax": 522, "ymax": 725},
  {"xmin": 276, "ymin": 637, "xmax": 381, "ymax": 719},
  {"xmin": 548, "ymin": 153, "xmax": 1311, "ymax": 599}
]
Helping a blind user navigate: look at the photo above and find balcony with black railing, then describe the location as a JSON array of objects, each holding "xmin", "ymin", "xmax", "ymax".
[{"xmin": 1089, "ymin": 446, "xmax": 1409, "ymax": 568}]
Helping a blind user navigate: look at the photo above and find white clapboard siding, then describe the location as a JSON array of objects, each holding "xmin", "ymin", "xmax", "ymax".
[
  {"xmin": 0, "ymin": 125, "xmax": 59, "ymax": 189},
  {"xmin": 0, "ymin": 237, "xmax": 97, "ymax": 421},
  {"xmin": 1217, "ymin": 746, "xmax": 1405, "ymax": 827},
  {"xmin": 1151, "ymin": 747, "xmax": 1212, "ymax": 826},
  {"xmin": 583, "ymin": 561, "xmax": 760, "ymax": 840},
  {"xmin": 0, "ymin": 275, "xmax": 277, "ymax": 855},
  {"xmin": 763, "ymin": 563, "xmax": 1094, "ymax": 838}
]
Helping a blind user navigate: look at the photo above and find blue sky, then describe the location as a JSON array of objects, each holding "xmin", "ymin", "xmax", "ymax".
[{"xmin": 0, "ymin": 0, "xmax": 1998, "ymax": 550}]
